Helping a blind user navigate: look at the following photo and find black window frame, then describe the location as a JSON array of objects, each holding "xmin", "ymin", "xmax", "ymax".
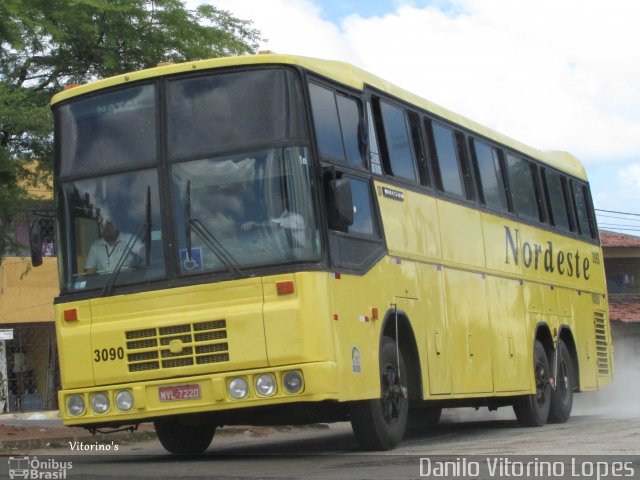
[
  {"xmin": 407, "ymin": 110, "xmax": 431, "ymax": 187},
  {"xmin": 469, "ymin": 137, "xmax": 510, "ymax": 213},
  {"xmin": 505, "ymin": 153, "xmax": 546, "ymax": 223},
  {"xmin": 570, "ymin": 179, "xmax": 597, "ymax": 240},
  {"xmin": 308, "ymin": 81, "xmax": 367, "ymax": 168},
  {"xmin": 370, "ymin": 96, "xmax": 420, "ymax": 183},
  {"xmin": 427, "ymin": 120, "xmax": 468, "ymax": 199},
  {"xmin": 541, "ymin": 168, "xmax": 574, "ymax": 232}
]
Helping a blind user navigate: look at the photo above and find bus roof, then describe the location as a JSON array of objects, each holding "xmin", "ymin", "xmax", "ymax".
[{"xmin": 51, "ymin": 53, "xmax": 587, "ymax": 180}]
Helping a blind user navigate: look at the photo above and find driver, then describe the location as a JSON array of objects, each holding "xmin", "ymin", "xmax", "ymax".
[{"xmin": 85, "ymin": 220, "xmax": 144, "ymax": 274}]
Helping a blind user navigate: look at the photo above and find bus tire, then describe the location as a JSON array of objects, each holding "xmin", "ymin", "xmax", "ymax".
[
  {"xmin": 349, "ymin": 336, "xmax": 409, "ymax": 451},
  {"xmin": 548, "ymin": 339, "xmax": 575, "ymax": 424},
  {"xmin": 513, "ymin": 339, "xmax": 551, "ymax": 427},
  {"xmin": 154, "ymin": 416, "xmax": 216, "ymax": 455}
]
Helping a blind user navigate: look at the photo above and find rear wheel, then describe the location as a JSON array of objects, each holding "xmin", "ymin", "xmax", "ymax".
[
  {"xmin": 513, "ymin": 340, "xmax": 551, "ymax": 427},
  {"xmin": 548, "ymin": 339, "xmax": 575, "ymax": 424},
  {"xmin": 350, "ymin": 336, "xmax": 409, "ymax": 450},
  {"xmin": 154, "ymin": 415, "xmax": 216, "ymax": 455}
]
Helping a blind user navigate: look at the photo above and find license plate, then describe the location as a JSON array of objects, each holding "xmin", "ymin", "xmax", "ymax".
[{"xmin": 158, "ymin": 383, "xmax": 201, "ymax": 402}]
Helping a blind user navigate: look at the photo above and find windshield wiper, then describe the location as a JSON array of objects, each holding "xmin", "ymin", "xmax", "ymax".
[
  {"xmin": 101, "ymin": 186, "xmax": 151, "ymax": 296},
  {"xmin": 145, "ymin": 185, "xmax": 152, "ymax": 266},
  {"xmin": 184, "ymin": 181, "xmax": 243, "ymax": 276}
]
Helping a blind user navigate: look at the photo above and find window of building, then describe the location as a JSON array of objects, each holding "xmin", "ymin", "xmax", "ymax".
[{"xmin": 472, "ymin": 139, "xmax": 508, "ymax": 211}]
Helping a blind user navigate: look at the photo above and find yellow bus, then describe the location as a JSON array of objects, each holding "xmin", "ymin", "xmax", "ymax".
[{"xmin": 41, "ymin": 53, "xmax": 612, "ymax": 453}]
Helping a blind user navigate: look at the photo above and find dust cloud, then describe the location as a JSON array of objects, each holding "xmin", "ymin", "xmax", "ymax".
[{"xmin": 573, "ymin": 337, "xmax": 640, "ymax": 418}]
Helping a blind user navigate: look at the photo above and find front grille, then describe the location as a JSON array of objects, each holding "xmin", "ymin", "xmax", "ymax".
[
  {"xmin": 593, "ymin": 311, "xmax": 610, "ymax": 376},
  {"xmin": 125, "ymin": 320, "xmax": 229, "ymax": 372}
]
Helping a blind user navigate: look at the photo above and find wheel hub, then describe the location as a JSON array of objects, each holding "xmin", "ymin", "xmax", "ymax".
[{"xmin": 381, "ymin": 364, "xmax": 404, "ymax": 421}]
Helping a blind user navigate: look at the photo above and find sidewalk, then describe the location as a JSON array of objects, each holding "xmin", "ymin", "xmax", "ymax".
[{"xmin": 0, "ymin": 411, "xmax": 156, "ymax": 452}]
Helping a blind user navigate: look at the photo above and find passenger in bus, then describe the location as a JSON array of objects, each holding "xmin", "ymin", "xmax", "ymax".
[
  {"xmin": 240, "ymin": 210, "xmax": 308, "ymax": 248},
  {"xmin": 84, "ymin": 220, "xmax": 144, "ymax": 274}
]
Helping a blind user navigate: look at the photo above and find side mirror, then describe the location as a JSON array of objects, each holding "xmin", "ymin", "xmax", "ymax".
[
  {"xmin": 328, "ymin": 178, "xmax": 354, "ymax": 231},
  {"xmin": 29, "ymin": 220, "xmax": 43, "ymax": 267}
]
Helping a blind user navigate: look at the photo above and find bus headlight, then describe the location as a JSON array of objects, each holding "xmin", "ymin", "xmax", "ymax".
[
  {"xmin": 66, "ymin": 395, "xmax": 85, "ymax": 416},
  {"xmin": 283, "ymin": 371, "xmax": 304, "ymax": 394},
  {"xmin": 255, "ymin": 374, "xmax": 277, "ymax": 396},
  {"xmin": 90, "ymin": 392, "xmax": 110, "ymax": 414},
  {"xmin": 115, "ymin": 390, "xmax": 134, "ymax": 411},
  {"xmin": 228, "ymin": 378, "xmax": 249, "ymax": 399}
]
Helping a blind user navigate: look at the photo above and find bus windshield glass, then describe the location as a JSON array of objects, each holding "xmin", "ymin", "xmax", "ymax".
[
  {"xmin": 173, "ymin": 147, "xmax": 319, "ymax": 275},
  {"xmin": 56, "ymin": 67, "xmax": 316, "ymax": 293}
]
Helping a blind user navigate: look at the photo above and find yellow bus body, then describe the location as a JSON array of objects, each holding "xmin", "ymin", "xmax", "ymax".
[
  {"xmin": 56, "ymin": 183, "xmax": 611, "ymax": 424},
  {"xmin": 53, "ymin": 54, "xmax": 612, "ymax": 429}
]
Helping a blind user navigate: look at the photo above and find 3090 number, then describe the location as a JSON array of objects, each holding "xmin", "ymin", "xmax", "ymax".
[{"xmin": 94, "ymin": 347, "xmax": 125, "ymax": 362}]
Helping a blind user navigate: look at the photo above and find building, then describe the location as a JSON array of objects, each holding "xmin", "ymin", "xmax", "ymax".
[
  {"xmin": 0, "ymin": 176, "xmax": 59, "ymax": 413},
  {"xmin": 0, "ymin": 257, "xmax": 59, "ymax": 412},
  {"xmin": 600, "ymin": 230, "xmax": 640, "ymax": 366}
]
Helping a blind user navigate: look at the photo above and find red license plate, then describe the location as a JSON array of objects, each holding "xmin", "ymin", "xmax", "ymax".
[{"xmin": 158, "ymin": 384, "xmax": 201, "ymax": 402}]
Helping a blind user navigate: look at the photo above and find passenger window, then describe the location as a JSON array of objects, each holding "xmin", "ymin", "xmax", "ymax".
[
  {"xmin": 337, "ymin": 95, "xmax": 365, "ymax": 167},
  {"xmin": 408, "ymin": 112, "xmax": 430, "ymax": 187},
  {"xmin": 572, "ymin": 181, "xmax": 595, "ymax": 239},
  {"xmin": 506, "ymin": 154, "xmax": 543, "ymax": 222},
  {"xmin": 472, "ymin": 140, "xmax": 508, "ymax": 211},
  {"xmin": 430, "ymin": 122, "xmax": 465, "ymax": 197},
  {"xmin": 543, "ymin": 170, "xmax": 571, "ymax": 231},
  {"xmin": 309, "ymin": 83, "xmax": 364, "ymax": 167},
  {"xmin": 379, "ymin": 101, "xmax": 419, "ymax": 182},
  {"xmin": 366, "ymin": 102, "xmax": 383, "ymax": 175}
]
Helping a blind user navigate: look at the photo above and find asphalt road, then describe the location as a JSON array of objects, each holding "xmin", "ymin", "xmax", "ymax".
[{"xmin": 5, "ymin": 395, "xmax": 639, "ymax": 480}]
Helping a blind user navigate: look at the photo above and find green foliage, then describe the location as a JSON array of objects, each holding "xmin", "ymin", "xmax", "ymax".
[{"xmin": 0, "ymin": 0, "xmax": 261, "ymax": 262}]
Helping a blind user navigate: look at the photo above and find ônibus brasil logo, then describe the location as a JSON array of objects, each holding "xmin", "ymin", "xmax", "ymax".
[{"xmin": 7, "ymin": 456, "xmax": 73, "ymax": 479}]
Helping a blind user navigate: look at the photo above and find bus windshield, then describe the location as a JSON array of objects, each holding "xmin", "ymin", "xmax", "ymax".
[
  {"xmin": 56, "ymin": 67, "xmax": 317, "ymax": 294},
  {"xmin": 173, "ymin": 147, "xmax": 319, "ymax": 275}
]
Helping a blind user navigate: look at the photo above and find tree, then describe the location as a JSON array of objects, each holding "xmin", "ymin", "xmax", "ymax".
[{"xmin": 0, "ymin": 0, "xmax": 261, "ymax": 263}]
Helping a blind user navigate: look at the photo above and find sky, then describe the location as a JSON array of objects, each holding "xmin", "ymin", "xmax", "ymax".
[{"xmin": 190, "ymin": 0, "xmax": 640, "ymax": 233}]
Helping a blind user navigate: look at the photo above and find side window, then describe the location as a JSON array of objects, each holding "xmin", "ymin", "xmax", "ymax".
[
  {"xmin": 408, "ymin": 112, "xmax": 430, "ymax": 187},
  {"xmin": 506, "ymin": 154, "xmax": 543, "ymax": 222},
  {"xmin": 572, "ymin": 181, "xmax": 596, "ymax": 239},
  {"xmin": 337, "ymin": 95, "xmax": 365, "ymax": 167},
  {"xmin": 379, "ymin": 101, "xmax": 419, "ymax": 182},
  {"xmin": 309, "ymin": 83, "xmax": 364, "ymax": 167},
  {"xmin": 324, "ymin": 170, "xmax": 385, "ymax": 272},
  {"xmin": 324, "ymin": 172, "xmax": 377, "ymax": 237},
  {"xmin": 346, "ymin": 177, "xmax": 377, "ymax": 236},
  {"xmin": 430, "ymin": 122, "xmax": 465, "ymax": 197},
  {"xmin": 543, "ymin": 170, "xmax": 571, "ymax": 231},
  {"xmin": 366, "ymin": 102, "xmax": 383, "ymax": 175},
  {"xmin": 472, "ymin": 139, "xmax": 508, "ymax": 211}
]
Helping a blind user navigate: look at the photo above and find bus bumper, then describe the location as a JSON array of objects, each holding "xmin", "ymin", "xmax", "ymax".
[{"xmin": 58, "ymin": 361, "xmax": 338, "ymax": 426}]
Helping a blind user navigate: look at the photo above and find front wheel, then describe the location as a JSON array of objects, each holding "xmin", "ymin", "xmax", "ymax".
[
  {"xmin": 548, "ymin": 339, "xmax": 575, "ymax": 423},
  {"xmin": 154, "ymin": 415, "xmax": 216, "ymax": 455},
  {"xmin": 350, "ymin": 336, "xmax": 409, "ymax": 451},
  {"xmin": 513, "ymin": 339, "xmax": 551, "ymax": 427}
]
